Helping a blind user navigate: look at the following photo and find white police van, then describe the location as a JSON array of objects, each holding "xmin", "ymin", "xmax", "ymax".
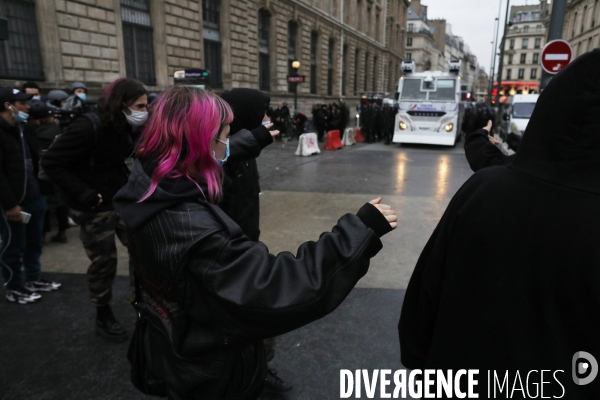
[{"xmin": 393, "ymin": 61, "xmax": 464, "ymax": 146}]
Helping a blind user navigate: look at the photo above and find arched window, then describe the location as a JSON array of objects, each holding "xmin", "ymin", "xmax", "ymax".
[
  {"xmin": 353, "ymin": 48, "xmax": 359, "ymax": 95},
  {"xmin": 357, "ymin": 0, "xmax": 362, "ymax": 32},
  {"xmin": 342, "ymin": 45, "xmax": 348, "ymax": 96},
  {"xmin": 258, "ymin": 10, "xmax": 270, "ymax": 90},
  {"xmin": 0, "ymin": 0, "xmax": 44, "ymax": 80},
  {"xmin": 327, "ymin": 38, "xmax": 334, "ymax": 95},
  {"xmin": 288, "ymin": 21, "xmax": 298, "ymax": 93},
  {"xmin": 364, "ymin": 52, "xmax": 369, "ymax": 91},
  {"xmin": 310, "ymin": 31, "xmax": 318, "ymax": 94},
  {"xmin": 372, "ymin": 56, "xmax": 377, "ymax": 91},
  {"xmin": 203, "ymin": 0, "xmax": 222, "ymax": 88},
  {"xmin": 121, "ymin": 0, "xmax": 156, "ymax": 85}
]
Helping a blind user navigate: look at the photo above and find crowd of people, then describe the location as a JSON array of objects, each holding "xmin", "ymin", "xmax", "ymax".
[
  {"xmin": 310, "ymin": 101, "xmax": 351, "ymax": 142},
  {"xmin": 358, "ymin": 102, "xmax": 398, "ymax": 144},
  {"xmin": 2, "ymin": 48, "xmax": 600, "ymax": 399}
]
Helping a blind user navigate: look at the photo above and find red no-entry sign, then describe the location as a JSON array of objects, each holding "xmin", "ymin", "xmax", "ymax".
[{"xmin": 541, "ymin": 40, "xmax": 573, "ymax": 74}]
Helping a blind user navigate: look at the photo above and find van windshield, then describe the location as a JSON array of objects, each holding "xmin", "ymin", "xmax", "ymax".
[
  {"xmin": 512, "ymin": 103, "xmax": 536, "ymax": 119},
  {"xmin": 401, "ymin": 78, "xmax": 456, "ymax": 101},
  {"xmin": 401, "ymin": 79, "xmax": 427, "ymax": 100}
]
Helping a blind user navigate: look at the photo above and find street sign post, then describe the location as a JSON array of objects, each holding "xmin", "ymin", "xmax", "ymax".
[
  {"xmin": 286, "ymin": 75, "xmax": 305, "ymax": 83},
  {"xmin": 541, "ymin": 40, "xmax": 573, "ymax": 74}
]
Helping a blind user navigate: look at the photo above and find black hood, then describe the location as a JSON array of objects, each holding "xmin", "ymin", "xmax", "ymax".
[
  {"xmin": 220, "ymin": 89, "xmax": 270, "ymax": 135},
  {"xmin": 113, "ymin": 159, "xmax": 209, "ymax": 229},
  {"xmin": 510, "ymin": 49, "xmax": 600, "ymax": 194}
]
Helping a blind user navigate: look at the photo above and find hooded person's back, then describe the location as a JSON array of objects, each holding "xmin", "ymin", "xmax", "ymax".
[
  {"xmin": 399, "ymin": 49, "xmax": 600, "ymax": 399},
  {"xmin": 219, "ymin": 89, "xmax": 272, "ymax": 241}
]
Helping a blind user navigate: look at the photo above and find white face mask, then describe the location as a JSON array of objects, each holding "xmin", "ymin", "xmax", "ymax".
[
  {"xmin": 122, "ymin": 108, "xmax": 148, "ymax": 127},
  {"xmin": 32, "ymin": 96, "xmax": 41, "ymax": 101}
]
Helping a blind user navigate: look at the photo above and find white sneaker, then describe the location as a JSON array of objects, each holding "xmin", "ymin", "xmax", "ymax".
[
  {"xmin": 25, "ymin": 278, "xmax": 61, "ymax": 292},
  {"xmin": 6, "ymin": 288, "xmax": 41, "ymax": 304}
]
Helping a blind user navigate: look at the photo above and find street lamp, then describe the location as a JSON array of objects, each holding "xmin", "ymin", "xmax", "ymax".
[{"xmin": 292, "ymin": 60, "xmax": 300, "ymax": 111}]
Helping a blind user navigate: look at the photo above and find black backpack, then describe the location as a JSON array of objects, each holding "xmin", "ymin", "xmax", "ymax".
[{"xmin": 38, "ymin": 112, "xmax": 101, "ymax": 182}]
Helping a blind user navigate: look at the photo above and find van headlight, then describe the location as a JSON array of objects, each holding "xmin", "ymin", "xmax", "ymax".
[
  {"xmin": 444, "ymin": 123, "xmax": 454, "ymax": 132},
  {"xmin": 399, "ymin": 121, "xmax": 407, "ymax": 130}
]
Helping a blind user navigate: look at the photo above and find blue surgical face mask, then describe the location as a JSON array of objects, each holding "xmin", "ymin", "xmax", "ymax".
[
  {"xmin": 213, "ymin": 138, "xmax": 230, "ymax": 165},
  {"xmin": 76, "ymin": 93, "xmax": 87, "ymax": 101},
  {"xmin": 11, "ymin": 106, "xmax": 29, "ymax": 123}
]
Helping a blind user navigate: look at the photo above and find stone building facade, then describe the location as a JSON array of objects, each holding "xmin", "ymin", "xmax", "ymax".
[
  {"xmin": 404, "ymin": 0, "xmax": 479, "ymax": 94},
  {"xmin": 0, "ymin": 0, "xmax": 410, "ymax": 113},
  {"xmin": 563, "ymin": 0, "xmax": 600, "ymax": 57},
  {"xmin": 405, "ymin": 0, "xmax": 444, "ymax": 72},
  {"xmin": 500, "ymin": 2, "xmax": 549, "ymax": 97}
]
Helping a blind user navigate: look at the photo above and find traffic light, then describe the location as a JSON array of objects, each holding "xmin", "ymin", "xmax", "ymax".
[{"xmin": 491, "ymin": 88, "xmax": 498, "ymax": 104}]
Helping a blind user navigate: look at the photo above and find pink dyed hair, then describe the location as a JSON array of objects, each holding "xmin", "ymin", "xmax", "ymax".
[{"xmin": 136, "ymin": 86, "xmax": 233, "ymax": 203}]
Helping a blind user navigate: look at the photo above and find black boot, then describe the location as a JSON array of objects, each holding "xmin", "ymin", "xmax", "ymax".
[
  {"xmin": 96, "ymin": 305, "xmax": 127, "ymax": 342},
  {"xmin": 263, "ymin": 368, "xmax": 293, "ymax": 394}
]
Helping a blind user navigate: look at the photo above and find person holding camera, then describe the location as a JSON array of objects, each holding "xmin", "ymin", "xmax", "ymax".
[
  {"xmin": 41, "ymin": 78, "xmax": 147, "ymax": 341},
  {"xmin": 0, "ymin": 88, "xmax": 61, "ymax": 305}
]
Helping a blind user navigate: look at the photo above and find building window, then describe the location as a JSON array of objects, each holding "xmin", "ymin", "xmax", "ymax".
[
  {"xmin": 521, "ymin": 38, "xmax": 528, "ymax": 49},
  {"xmin": 506, "ymin": 69, "xmax": 512, "ymax": 80},
  {"xmin": 287, "ymin": 21, "xmax": 298, "ymax": 93},
  {"xmin": 364, "ymin": 52, "xmax": 369, "ymax": 91},
  {"xmin": 524, "ymin": 25, "xmax": 529, "ymax": 33},
  {"xmin": 407, "ymin": 37, "xmax": 412, "ymax": 47},
  {"xmin": 582, "ymin": 6, "xmax": 587, "ymax": 33},
  {"xmin": 388, "ymin": 61, "xmax": 394, "ymax": 92},
  {"xmin": 533, "ymin": 53, "xmax": 539, "ymax": 64},
  {"xmin": 509, "ymin": 39, "xmax": 515, "ymax": 50},
  {"xmin": 520, "ymin": 53, "xmax": 526, "ymax": 64},
  {"xmin": 357, "ymin": 0, "xmax": 362, "ymax": 32},
  {"xmin": 327, "ymin": 38, "xmax": 334, "ymax": 96},
  {"xmin": 353, "ymin": 48, "xmax": 359, "ymax": 95},
  {"xmin": 310, "ymin": 32, "xmax": 318, "ymax": 94},
  {"xmin": 534, "ymin": 38, "xmax": 541, "ymax": 49},
  {"xmin": 518, "ymin": 68, "xmax": 524, "ymax": 79},
  {"xmin": 121, "ymin": 0, "xmax": 156, "ymax": 85},
  {"xmin": 258, "ymin": 10, "xmax": 270, "ymax": 91},
  {"xmin": 508, "ymin": 54, "xmax": 513, "ymax": 64},
  {"xmin": 0, "ymin": 0, "xmax": 44, "ymax": 80},
  {"xmin": 342, "ymin": 45, "xmax": 348, "ymax": 96},
  {"xmin": 203, "ymin": 0, "xmax": 222, "ymax": 88},
  {"xmin": 405, "ymin": 52, "xmax": 412, "ymax": 62},
  {"xmin": 372, "ymin": 56, "xmax": 377, "ymax": 91},
  {"xmin": 573, "ymin": 12, "xmax": 578, "ymax": 38},
  {"xmin": 408, "ymin": 23, "xmax": 414, "ymax": 33},
  {"xmin": 530, "ymin": 68, "xmax": 537, "ymax": 79}
]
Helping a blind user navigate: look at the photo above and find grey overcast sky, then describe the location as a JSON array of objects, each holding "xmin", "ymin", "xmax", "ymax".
[{"xmin": 419, "ymin": 0, "xmax": 543, "ymax": 73}]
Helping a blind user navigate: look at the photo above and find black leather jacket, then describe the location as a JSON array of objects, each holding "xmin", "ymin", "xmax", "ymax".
[{"xmin": 114, "ymin": 159, "xmax": 390, "ymax": 399}]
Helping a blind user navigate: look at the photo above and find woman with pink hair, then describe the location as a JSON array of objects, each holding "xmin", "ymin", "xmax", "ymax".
[{"xmin": 114, "ymin": 85, "xmax": 397, "ymax": 399}]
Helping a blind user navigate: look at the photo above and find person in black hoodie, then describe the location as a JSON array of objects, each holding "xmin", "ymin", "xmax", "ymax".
[
  {"xmin": 219, "ymin": 88, "xmax": 292, "ymax": 393},
  {"xmin": 219, "ymin": 88, "xmax": 276, "ymax": 243},
  {"xmin": 113, "ymin": 86, "xmax": 397, "ymax": 399},
  {"xmin": 399, "ymin": 49, "xmax": 600, "ymax": 399},
  {"xmin": 464, "ymin": 119, "xmax": 515, "ymax": 172},
  {"xmin": 42, "ymin": 78, "xmax": 147, "ymax": 341}
]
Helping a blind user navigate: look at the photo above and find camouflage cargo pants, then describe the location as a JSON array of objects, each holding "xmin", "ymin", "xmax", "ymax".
[{"xmin": 73, "ymin": 210, "xmax": 132, "ymax": 306}]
